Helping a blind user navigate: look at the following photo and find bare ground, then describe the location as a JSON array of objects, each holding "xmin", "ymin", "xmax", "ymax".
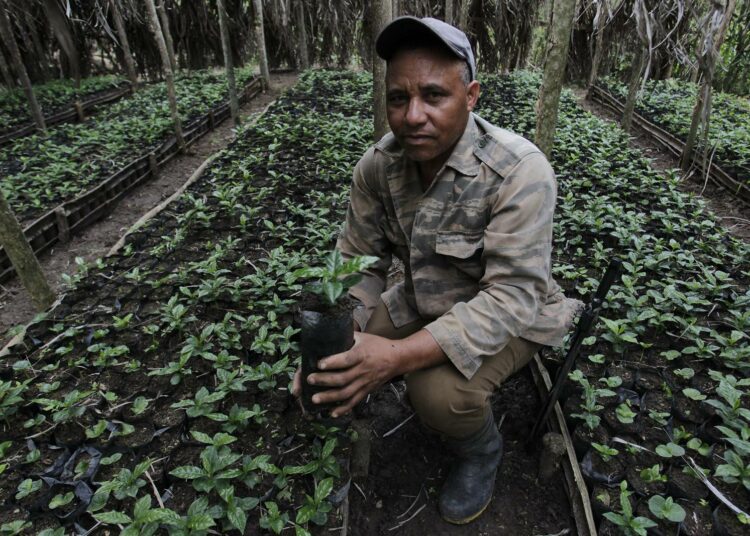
[
  {"xmin": 573, "ymin": 87, "xmax": 750, "ymax": 242},
  {"xmin": 0, "ymin": 72, "xmax": 298, "ymax": 344}
]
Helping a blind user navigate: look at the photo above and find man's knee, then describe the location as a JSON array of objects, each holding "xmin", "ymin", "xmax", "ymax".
[{"xmin": 406, "ymin": 365, "xmax": 489, "ymax": 439}]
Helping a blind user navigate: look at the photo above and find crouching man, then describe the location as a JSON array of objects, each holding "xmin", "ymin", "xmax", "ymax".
[{"xmin": 293, "ymin": 16, "xmax": 580, "ymax": 525}]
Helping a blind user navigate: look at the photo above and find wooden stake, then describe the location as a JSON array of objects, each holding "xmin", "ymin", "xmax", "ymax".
[
  {"xmin": 109, "ymin": 0, "xmax": 139, "ymax": 89},
  {"xmin": 145, "ymin": 0, "xmax": 186, "ymax": 153},
  {"xmin": 217, "ymin": 0, "xmax": 240, "ymax": 126}
]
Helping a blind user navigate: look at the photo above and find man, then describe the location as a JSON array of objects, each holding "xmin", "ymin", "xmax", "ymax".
[{"xmin": 292, "ymin": 16, "xmax": 580, "ymax": 525}]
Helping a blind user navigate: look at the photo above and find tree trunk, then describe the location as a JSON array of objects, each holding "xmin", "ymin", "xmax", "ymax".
[
  {"xmin": 534, "ymin": 0, "xmax": 576, "ymax": 157},
  {"xmin": 217, "ymin": 0, "xmax": 240, "ymax": 126},
  {"xmin": 157, "ymin": 1, "xmax": 178, "ymax": 73},
  {"xmin": 109, "ymin": 0, "xmax": 138, "ymax": 89},
  {"xmin": 372, "ymin": 0, "xmax": 392, "ymax": 141},
  {"xmin": 445, "ymin": 0, "xmax": 454, "ymax": 24},
  {"xmin": 145, "ymin": 0, "xmax": 185, "ymax": 152},
  {"xmin": 15, "ymin": 9, "xmax": 40, "ymax": 81},
  {"xmin": 252, "ymin": 0, "xmax": 270, "ymax": 88},
  {"xmin": 681, "ymin": 0, "xmax": 736, "ymax": 171},
  {"xmin": 392, "ymin": 0, "xmax": 400, "ymax": 18},
  {"xmin": 620, "ymin": 45, "xmax": 646, "ymax": 133},
  {"xmin": 0, "ymin": 46, "xmax": 14, "ymax": 88},
  {"xmin": 458, "ymin": 0, "xmax": 471, "ymax": 33},
  {"xmin": 586, "ymin": 0, "xmax": 607, "ymax": 95},
  {"xmin": 296, "ymin": 0, "xmax": 310, "ymax": 69},
  {"xmin": 0, "ymin": 0, "xmax": 45, "ymax": 132},
  {"xmin": 0, "ymin": 188, "xmax": 55, "ymax": 310}
]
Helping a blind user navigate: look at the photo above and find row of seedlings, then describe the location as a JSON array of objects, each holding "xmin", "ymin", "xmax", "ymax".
[
  {"xmin": 599, "ymin": 77, "xmax": 750, "ymax": 191},
  {"xmin": 1, "ymin": 68, "xmax": 256, "ymax": 225},
  {"xmin": 476, "ymin": 71, "xmax": 750, "ymax": 536},
  {"xmin": 0, "ymin": 75, "xmax": 127, "ymax": 137},
  {"xmin": 0, "ymin": 70, "xmax": 372, "ymax": 535}
]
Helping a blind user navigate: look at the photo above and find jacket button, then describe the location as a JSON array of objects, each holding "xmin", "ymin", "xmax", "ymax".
[{"xmin": 478, "ymin": 138, "xmax": 487, "ymax": 148}]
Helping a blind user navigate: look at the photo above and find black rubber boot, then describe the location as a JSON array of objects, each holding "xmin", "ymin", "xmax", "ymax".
[{"xmin": 438, "ymin": 414, "xmax": 503, "ymax": 524}]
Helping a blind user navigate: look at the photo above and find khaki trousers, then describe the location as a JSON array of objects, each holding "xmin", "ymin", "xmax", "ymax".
[{"xmin": 365, "ymin": 300, "xmax": 541, "ymax": 439}]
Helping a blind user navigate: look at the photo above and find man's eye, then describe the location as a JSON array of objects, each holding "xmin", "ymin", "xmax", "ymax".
[
  {"xmin": 425, "ymin": 92, "xmax": 443, "ymax": 101},
  {"xmin": 388, "ymin": 95, "xmax": 407, "ymax": 104}
]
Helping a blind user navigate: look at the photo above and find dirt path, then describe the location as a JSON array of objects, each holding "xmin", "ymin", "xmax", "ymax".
[
  {"xmin": 0, "ymin": 72, "xmax": 298, "ymax": 343},
  {"xmin": 573, "ymin": 87, "xmax": 750, "ymax": 242}
]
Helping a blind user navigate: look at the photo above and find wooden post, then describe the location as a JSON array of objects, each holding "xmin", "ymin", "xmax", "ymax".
[
  {"xmin": 252, "ymin": 0, "xmax": 271, "ymax": 89},
  {"xmin": 458, "ymin": 0, "xmax": 471, "ymax": 33},
  {"xmin": 0, "ymin": 188, "xmax": 55, "ymax": 310},
  {"xmin": 445, "ymin": 0, "xmax": 454, "ymax": 24},
  {"xmin": 73, "ymin": 100, "xmax": 85, "ymax": 122},
  {"xmin": 148, "ymin": 152, "xmax": 159, "ymax": 177},
  {"xmin": 538, "ymin": 432, "xmax": 566, "ymax": 481},
  {"xmin": 534, "ymin": 0, "xmax": 576, "ymax": 157},
  {"xmin": 296, "ymin": 0, "xmax": 310, "ymax": 69},
  {"xmin": 54, "ymin": 207, "xmax": 70, "ymax": 243},
  {"xmin": 586, "ymin": 0, "xmax": 608, "ymax": 96},
  {"xmin": 217, "ymin": 0, "xmax": 240, "ymax": 126},
  {"xmin": 157, "ymin": 1, "xmax": 178, "ymax": 73},
  {"xmin": 681, "ymin": 0, "xmax": 737, "ymax": 171},
  {"xmin": 372, "ymin": 0, "xmax": 392, "ymax": 141},
  {"xmin": 145, "ymin": 0, "xmax": 186, "ymax": 153},
  {"xmin": 621, "ymin": 46, "xmax": 646, "ymax": 133},
  {"xmin": 0, "ymin": 0, "xmax": 45, "ymax": 133},
  {"xmin": 109, "ymin": 0, "xmax": 139, "ymax": 89}
]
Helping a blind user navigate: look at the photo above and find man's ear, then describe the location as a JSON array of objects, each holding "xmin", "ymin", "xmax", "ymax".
[{"xmin": 466, "ymin": 80, "xmax": 480, "ymax": 111}]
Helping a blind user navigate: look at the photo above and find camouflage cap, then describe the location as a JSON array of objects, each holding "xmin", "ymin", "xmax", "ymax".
[{"xmin": 375, "ymin": 16, "xmax": 477, "ymax": 81}]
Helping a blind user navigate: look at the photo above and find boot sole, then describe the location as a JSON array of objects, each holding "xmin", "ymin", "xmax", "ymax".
[{"xmin": 440, "ymin": 495, "xmax": 492, "ymax": 525}]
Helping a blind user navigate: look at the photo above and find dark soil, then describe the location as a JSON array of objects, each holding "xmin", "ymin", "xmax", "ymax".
[
  {"xmin": 347, "ymin": 370, "xmax": 573, "ymax": 535},
  {"xmin": 0, "ymin": 72, "xmax": 298, "ymax": 346}
]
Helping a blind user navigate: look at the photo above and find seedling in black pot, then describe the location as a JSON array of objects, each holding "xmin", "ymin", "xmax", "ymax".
[{"xmin": 293, "ymin": 250, "xmax": 377, "ymax": 415}]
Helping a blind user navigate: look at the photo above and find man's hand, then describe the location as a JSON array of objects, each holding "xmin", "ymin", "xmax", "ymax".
[{"xmin": 292, "ymin": 329, "xmax": 447, "ymax": 418}]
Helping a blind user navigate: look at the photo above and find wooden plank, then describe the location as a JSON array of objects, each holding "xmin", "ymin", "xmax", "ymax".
[{"xmin": 530, "ymin": 355, "xmax": 597, "ymax": 536}]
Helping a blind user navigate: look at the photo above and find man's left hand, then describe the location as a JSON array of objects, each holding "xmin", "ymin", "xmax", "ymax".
[{"xmin": 306, "ymin": 332, "xmax": 402, "ymax": 418}]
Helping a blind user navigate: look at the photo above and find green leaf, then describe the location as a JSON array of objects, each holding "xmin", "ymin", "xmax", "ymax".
[
  {"xmin": 315, "ymin": 477, "xmax": 334, "ymax": 503},
  {"xmin": 227, "ymin": 502, "xmax": 247, "ymax": 533},
  {"xmin": 49, "ymin": 491, "xmax": 75, "ymax": 509},
  {"xmin": 94, "ymin": 511, "xmax": 133, "ymax": 524},
  {"xmin": 682, "ymin": 388, "xmax": 706, "ymax": 401},
  {"xmin": 132, "ymin": 396, "xmax": 149, "ymax": 415},
  {"xmin": 170, "ymin": 465, "xmax": 205, "ymax": 480}
]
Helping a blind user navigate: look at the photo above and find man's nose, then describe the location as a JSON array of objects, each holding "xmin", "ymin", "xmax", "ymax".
[{"xmin": 405, "ymin": 97, "xmax": 427, "ymax": 126}]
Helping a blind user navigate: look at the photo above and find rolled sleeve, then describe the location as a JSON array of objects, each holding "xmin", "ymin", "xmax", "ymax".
[{"xmin": 424, "ymin": 153, "xmax": 556, "ymax": 379}]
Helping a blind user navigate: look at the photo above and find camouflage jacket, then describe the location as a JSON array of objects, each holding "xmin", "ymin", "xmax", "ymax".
[{"xmin": 336, "ymin": 113, "xmax": 582, "ymax": 379}]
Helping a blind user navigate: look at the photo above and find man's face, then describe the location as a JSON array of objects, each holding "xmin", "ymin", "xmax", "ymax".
[{"xmin": 386, "ymin": 47, "xmax": 480, "ymax": 167}]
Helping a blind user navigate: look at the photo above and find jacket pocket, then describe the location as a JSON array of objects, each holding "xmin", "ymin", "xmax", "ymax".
[{"xmin": 435, "ymin": 231, "xmax": 484, "ymax": 259}]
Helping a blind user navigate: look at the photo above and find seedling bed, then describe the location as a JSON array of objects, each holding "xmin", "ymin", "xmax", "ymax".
[
  {"xmin": 481, "ymin": 71, "xmax": 750, "ymax": 535},
  {"xmin": 0, "ymin": 76, "xmax": 128, "ymax": 144},
  {"xmin": 0, "ymin": 68, "xmax": 259, "ymax": 225},
  {"xmin": 0, "ymin": 82, "xmax": 133, "ymax": 147},
  {"xmin": 590, "ymin": 82, "xmax": 750, "ymax": 205},
  {"xmin": 0, "ymin": 75, "xmax": 263, "ymax": 285},
  {"xmin": 0, "ymin": 70, "xmax": 374, "ymax": 535}
]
